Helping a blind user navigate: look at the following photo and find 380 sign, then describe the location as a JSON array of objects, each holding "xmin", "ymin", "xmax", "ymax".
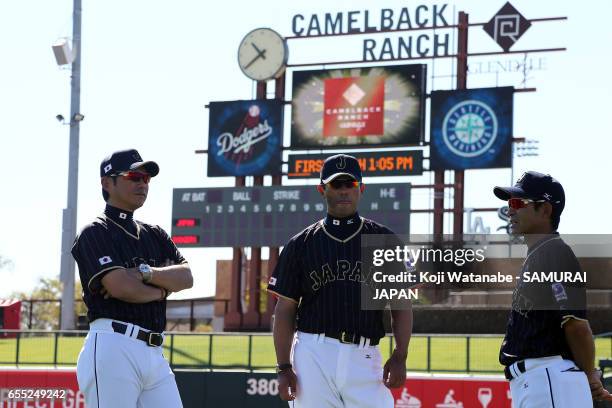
[
  {"xmin": 241, "ymin": 374, "xmax": 287, "ymax": 407},
  {"xmin": 246, "ymin": 377, "xmax": 279, "ymax": 396}
]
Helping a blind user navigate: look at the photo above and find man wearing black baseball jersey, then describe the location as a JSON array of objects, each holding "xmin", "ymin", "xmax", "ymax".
[
  {"xmin": 494, "ymin": 171, "xmax": 612, "ymax": 407},
  {"xmin": 267, "ymin": 154, "xmax": 413, "ymax": 408},
  {"xmin": 72, "ymin": 149, "xmax": 193, "ymax": 408}
]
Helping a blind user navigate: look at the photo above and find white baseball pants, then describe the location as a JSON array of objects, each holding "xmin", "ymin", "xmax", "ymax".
[
  {"xmin": 76, "ymin": 318, "xmax": 182, "ymax": 408},
  {"xmin": 508, "ymin": 355, "xmax": 591, "ymax": 408},
  {"xmin": 290, "ymin": 331, "xmax": 394, "ymax": 408}
]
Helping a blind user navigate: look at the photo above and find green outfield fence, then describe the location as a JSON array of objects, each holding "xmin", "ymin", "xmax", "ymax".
[{"xmin": 1, "ymin": 330, "xmax": 610, "ymax": 374}]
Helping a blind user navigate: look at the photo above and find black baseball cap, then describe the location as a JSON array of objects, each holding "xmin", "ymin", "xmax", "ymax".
[
  {"xmin": 100, "ymin": 149, "xmax": 159, "ymax": 177},
  {"xmin": 320, "ymin": 154, "xmax": 362, "ymax": 184},
  {"xmin": 494, "ymin": 171, "xmax": 565, "ymax": 213}
]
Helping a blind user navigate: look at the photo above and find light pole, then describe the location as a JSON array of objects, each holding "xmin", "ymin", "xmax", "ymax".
[{"xmin": 58, "ymin": 0, "xmax": 82, "ymax": 330}]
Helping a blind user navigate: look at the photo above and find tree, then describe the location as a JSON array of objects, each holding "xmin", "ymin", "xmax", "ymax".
[{"xmin": 10, "ymin": 277, "xmax": 86, "ymax": 330}]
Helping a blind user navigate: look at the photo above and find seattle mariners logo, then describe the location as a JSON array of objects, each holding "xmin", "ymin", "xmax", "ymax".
[
  {"xmin": 442, "ymin": 100, "xmax": 498, "ymax": 158},
  {"xmin": 336, "ymin": 155, "xmax": 347, "ymax": 170}
]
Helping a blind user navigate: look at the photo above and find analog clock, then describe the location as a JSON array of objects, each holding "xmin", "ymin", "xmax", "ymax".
[{"xmin": 237, "ymin": 28, "xmax": 288, "ymax": 81}]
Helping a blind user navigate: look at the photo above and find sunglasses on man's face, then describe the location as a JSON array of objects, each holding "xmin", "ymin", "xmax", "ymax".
[
  {"xmin": 327, "ymin": 179, "xmax": 359, "ymax": 190},
  {"xmin": 118, "ymin": 171, "xmax": 151, "ymax": 184},
  {"xmin": 508, "ymin": 198, "xmax": 545, "ymax": 210}
]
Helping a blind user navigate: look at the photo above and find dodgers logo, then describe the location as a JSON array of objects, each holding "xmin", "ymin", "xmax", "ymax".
[
  {"xmin": 208, "ymin": 100, "xmax": 283, "ymax": 177},
  {"xmin": 442, "ymin": 100, "xmax": 498, "ymax": 158}
]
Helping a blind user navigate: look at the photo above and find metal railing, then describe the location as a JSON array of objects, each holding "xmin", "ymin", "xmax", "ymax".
[
  {"xmin": 16, "ymin": 298, "xmax": 230, "ymax": 331},
  {"xmin": 2, "ymin": 330, "xmax": 610, "ymax": 374}
]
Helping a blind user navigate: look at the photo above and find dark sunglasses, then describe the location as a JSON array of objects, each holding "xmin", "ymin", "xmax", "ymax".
[
  {"xmin": 508, "ymin": 198, "xmax": 545, "ymax": 210},
  {"xmin": 117, "ymin": 171, "xmax": 151, "ymax": 184},
  {"xmin": 327, "ymin": 179, "xmax": 359, "ymax": 190}
]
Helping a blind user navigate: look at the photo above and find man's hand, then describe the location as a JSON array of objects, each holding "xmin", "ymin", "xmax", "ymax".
[
  {"xmin": 125, "ymin": 267, "xmax": 144, "ymax": 282},
  {"xmin": 587, "ymin": 370, "xmax": 612, "ymax": 401},
  {"xmin": 102, "ymin": 263, "xmax": 175, "ymax": 295},
  {"xmin": 100, "ymin": 287, "xmax": 111, "ymax": 299},
  {"xmin": 278, "ymin": 369, "xmax": 298, "ymax": 401},
  {"xmin": 383, "ymin": 349, "xmax": 407, "ymax": 389}
]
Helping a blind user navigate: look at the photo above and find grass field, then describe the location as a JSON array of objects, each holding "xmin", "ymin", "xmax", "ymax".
[{"xmin": 1, "ymin": 333, "xmax": 610, "ymax": 374}]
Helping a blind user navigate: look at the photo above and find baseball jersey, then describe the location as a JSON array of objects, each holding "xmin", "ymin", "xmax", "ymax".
[
  {"xmin": 499, "ymin": 233, "xmax": 586, "ymax": 366},
  {"xmin": 267, "ymin": 212, "xmax": 401, "ymax": 341},
  {"xmin": 72, "ymin": 205, "xmax": 186, "ymax": 332}
]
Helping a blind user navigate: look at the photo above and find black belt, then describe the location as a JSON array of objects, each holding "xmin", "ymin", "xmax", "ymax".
[
  {"xmin": 324, "ymin": 331, "xmax": 380, "ymax": 346},
  {"xmin": 504, "ymin": 360, "xmax": 526, "ymax": 380},
  {"xmin": 111, "ymin": 321, "xmax": 163, "ymax": 347}
]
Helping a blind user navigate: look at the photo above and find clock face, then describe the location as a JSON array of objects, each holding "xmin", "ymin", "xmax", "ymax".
[{"xmin": 237, "ymin": 28, "xmax": 288, "ymax": 81}]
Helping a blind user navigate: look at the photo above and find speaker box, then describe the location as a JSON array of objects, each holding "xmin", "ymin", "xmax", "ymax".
[{"xmin": 52, "ymin": 39, "xmax": 73, "ymax": 66}]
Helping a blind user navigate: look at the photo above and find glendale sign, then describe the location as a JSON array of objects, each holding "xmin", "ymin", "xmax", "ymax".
[{"xmin": 291, "ymin": 5, "xmax": 452, "ymax": 61}]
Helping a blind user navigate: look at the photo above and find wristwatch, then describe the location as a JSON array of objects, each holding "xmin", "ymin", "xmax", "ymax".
[
  {"xmin": 139, "ymin": 263, "xmax": 153, "ymax": 283},
  {"xmin": 276, "ymin": 363, "xmax": 292, "ymax": 374}
]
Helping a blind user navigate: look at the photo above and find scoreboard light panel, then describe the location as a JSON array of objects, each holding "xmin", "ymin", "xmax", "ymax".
[{"xmin": 171, "ymin": 183, "xmax": 411, "ymax": 247}]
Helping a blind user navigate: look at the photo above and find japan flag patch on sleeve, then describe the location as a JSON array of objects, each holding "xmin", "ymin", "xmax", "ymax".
[
  {"xmin": 268, "ymin": 277, "xmax": 277, "ymax": 286},
  {"xmin": 98, "ymin": 256, "xmax": 113, "ymax": 265}
]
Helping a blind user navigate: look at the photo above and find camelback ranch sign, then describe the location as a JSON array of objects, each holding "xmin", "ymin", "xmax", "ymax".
[
  {"xmin": 291, "ymin": 64, "xmax": 426, "ymax": 149},
  {"xmin": 290, "ymin": 5, "xmax": 452, "ymax": 61},
  {"xmin": 208, "ymin": 100, "xmax": 283, "ymax": 177}
]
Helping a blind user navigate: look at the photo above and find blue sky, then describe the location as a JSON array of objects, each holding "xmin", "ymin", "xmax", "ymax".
[{"xmin": 0, "ymin": 0, "xmax": 610, "ymax": 299}]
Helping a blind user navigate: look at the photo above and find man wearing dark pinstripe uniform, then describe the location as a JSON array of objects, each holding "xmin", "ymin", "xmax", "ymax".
[
  {"xmin": 267, "ymin": 154, "xmax": 413, "ymax": 408},
  {"xmin": 72, "ymin": 149, "xmax": 193, "ymax": 408},
  {"xmin": 494, "ymin": 171, "xmax": 611, "ymax": 407}
]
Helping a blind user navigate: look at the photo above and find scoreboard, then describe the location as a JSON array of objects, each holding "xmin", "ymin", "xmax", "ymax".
[{"xmin": 171, "ymin": 183, "xmax": 411, "ymax": 247}]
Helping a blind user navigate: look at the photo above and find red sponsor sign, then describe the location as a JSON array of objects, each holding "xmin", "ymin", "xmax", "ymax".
[
  {"xmin": 323, "ymin": 76, "xmax": 385, "ymax": 137},
  {"xmin": 391, "ymin": 376, "xmax": 511, "ymax": 408},
  {"xmin": 0, "ymin": 369, "xmax": 84, "ymax": 407},
  {"xmin": 0, "ymin": 369, "xmax": 510, "ymax": 408}
]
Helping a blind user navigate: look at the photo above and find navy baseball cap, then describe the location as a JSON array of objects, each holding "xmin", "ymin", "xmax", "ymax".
[
  {"xmin": 320, "ymin": 154, "xmax": 362, "ymax": 184},
  {"xmin": 100, "ymin": 149, "xmax": 159, "ymax": 177},
  {"xmin": 494, "ymin": 171, "xmax": 565, "ymax": 212}
]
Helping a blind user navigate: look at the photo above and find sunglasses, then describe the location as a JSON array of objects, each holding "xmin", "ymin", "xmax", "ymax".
[
  {"xmin": 327, "ymin": 179, "xmax": 360, "ymax": 190},
  {"xmin": 117, "ymin": 171, "xmax": 151, "ymax": 184},
  {"xmin": 508, "ymin": 198, "xmax": 545, "ymax": 210}
]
